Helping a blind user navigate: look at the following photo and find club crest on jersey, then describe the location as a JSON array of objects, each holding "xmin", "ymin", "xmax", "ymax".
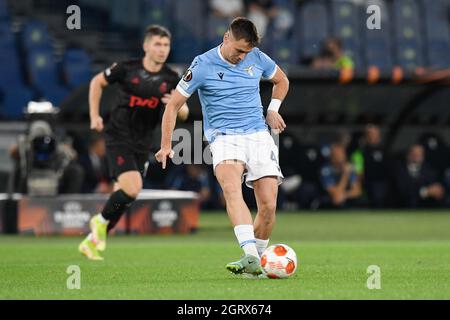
[
  {"xmin": 183, "ymin": 69, "xmax": 193, "ymax": 82},
  {"xmin": 131, "ymin": 77, "xmax": 140, "ymax": 85},
  {"xmin": 159, "ymin": 81, "xmax": 168, "ymax": 94},
  {"xmin": 244, "ymin": 65, "xmax": 255, "ymax": 77}
]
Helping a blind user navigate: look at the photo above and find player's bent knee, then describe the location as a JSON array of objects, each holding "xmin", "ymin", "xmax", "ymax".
[
  {"xmin": 261, "ymin": 202, "xmax": 277, "ymax": 215},
  {"xmin": 120, "ymin": 182, "xmax": 142, "ymax": 199},
  {"xmin": 221, "ymin": 182, "xmax": 243, "ymax": 199}
]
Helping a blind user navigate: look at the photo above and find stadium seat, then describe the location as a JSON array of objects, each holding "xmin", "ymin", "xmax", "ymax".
[
  {"xmin": 421, "ymin": 0, "xmax": 450, "ymax": 41},
  {"xmin": 0, "ymin": 48, "xmax": 27, "ymax": 88},
  {"xmin": 63, "ymin": 48, "xmax": 92, "ymax": 88},
  {"xmin": 27, "ymin": 49, "xmax": 69, "ymax": 106},
  {"xmin": 393, "ymin": 0, "xmax": 425, "ymax": 69},
  {"xmin": 79, "ymin": 0, "xmax": 110, "ymax": 11},
  {"xmin": 171, "ymin": 0, "xmax": 206, "ymax": 62},
  {"xmin": 365, "ymin": 41, "xmax": 393, "ymax": 71},
  {"xmin": 110, "ymin": 0, "xmax": 141, "ymax": 29},
  {"xmin": 206, "ymin": 15, "xmax": 230, "ymax": 48},
  {"xmin": 0, "ymin": 86, "xmax": 34, "ymax": 119},
  {"xmin": 396, "ymin": 41, "xmax": 425, "ymax": 70},
  {"xmin": 331, "ymin": 1, "xmax": 363, "ymax": 69},
  {"xmin": 421, "ymin": 0, "xmax": 450, "ymax": 68},
  {"xmin": 427, "ymin": 40, "xmax": 450, "ymax": 69},
  {"xmin": 0, "ymin": 22, "xmax": 15, "ymax": 49},
  {"xmin": 172, "ymin": 0, "xmax": 205, "ymax": 39},
  {"xmin": 21, "ymin": 20, "xmax": 53, "ymax": 51},
  {"xmin": 297, "ymin": 1, "xmax": 329, "ymax": 58},
  {"xmin": 140, "ymin": 0, "xmax": 172, "ymax": 31},
  {"xmin": 363, "ymin": 0, "xmax": 392, "ymax": 71},
  {"xmin": 265, "ymin": 34, "xmax": 299, "ymax": 65},
  {"xmin": 0, "ymin": 0, "xmax": 9, "ymax": 21}
]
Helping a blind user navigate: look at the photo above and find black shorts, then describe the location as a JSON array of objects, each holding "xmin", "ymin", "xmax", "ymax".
[{"xmin": 106, "ymin": 144, "xmax": 150, "ymax": 181}]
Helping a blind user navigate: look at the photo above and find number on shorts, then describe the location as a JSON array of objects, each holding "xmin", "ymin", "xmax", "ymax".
[
  {"xmin": 271, "ymin": 151, "xmax": 281, "ymax": 173},
  {"xmin": 271, "ymin": 151, "xmax": 278, "ymax": 164}
]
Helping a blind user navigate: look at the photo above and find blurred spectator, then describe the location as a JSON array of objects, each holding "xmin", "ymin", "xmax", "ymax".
[
  {"xmin": 278, "ymin": 132, "xmax": 316, "ymax": 209},
  {"xmin": 168, "ymin": 165, "xmax": 211, "ymax": 207},
  {"xmin": 350, "ymin": 124, "xmax": 389, "ymax": 208},
  {"xmin": 78, "ymin": 133, "xmax": 112, "ymax": 194},
  {"xmin": 392, "ymin": 144, "xmax": 445, "ymax": 208},
  {"xmin": 418, "ymin": 132, "xmax": 450, "ymax": 178},
  {"xmin": 245, "ymin": 0, "xmax": 277, "ymax": 38},
  {"xmin": 318, "ymin": 143, "xmax": 362, "ymax": 208},
  {"xmin": 210, "ymin": 0, "xmax": 245, "ymax": 18},
  {"xmin": 312, "ymin": 38, "xmax": 354, "ymax": 70},
  {"xmin": 272, "ymin": 2, "xmax": 294, "ymax": 37}
]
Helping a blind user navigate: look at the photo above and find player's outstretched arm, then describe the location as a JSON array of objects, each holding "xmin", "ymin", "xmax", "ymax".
[
  {"xmin": 266, "ymin": 66, "xmax": 290, "ymax": 134},
  {"xmin": 89, "ymin": 72, "xmax": 109, "ymax": 132},
  {"xmin": 156, "ymin": 89, "xmax": 188, "ymax": 169},
  {"xmin": 161, "ymin": 89, "xmax": 190, "ymax": 121}
]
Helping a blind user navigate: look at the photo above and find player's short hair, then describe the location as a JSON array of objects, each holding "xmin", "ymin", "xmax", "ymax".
[
  {"xmin": 229, "ymin": 17, "xmax": 260, "ymax": 47},
  {"xmin": 144, "ymin": 25, "xmax": 172, "ymax": 41}
]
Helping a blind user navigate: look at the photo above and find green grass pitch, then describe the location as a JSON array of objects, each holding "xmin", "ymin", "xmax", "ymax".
[{"xmin": 1, "ymin": 211, "xmax": 450, "ymax": 299}]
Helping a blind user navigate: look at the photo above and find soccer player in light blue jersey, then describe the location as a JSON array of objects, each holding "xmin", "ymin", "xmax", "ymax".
[{"xmin": 156, "ymin": 18, "xmax": 290, "ymax": 277}]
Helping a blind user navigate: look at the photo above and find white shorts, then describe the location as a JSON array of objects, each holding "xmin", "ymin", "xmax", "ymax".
[{"xmin": 210, "ymin": 131, "xmax": 284, "ymax": 188}]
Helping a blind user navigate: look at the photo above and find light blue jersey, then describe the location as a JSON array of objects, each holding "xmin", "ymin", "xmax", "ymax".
[{"xmin": 176, "ymin": 45, "xmax": 277, "ymax": 142}]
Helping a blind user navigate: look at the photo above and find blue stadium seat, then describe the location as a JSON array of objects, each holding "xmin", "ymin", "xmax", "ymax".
[
  {"xmin": 0, "ymin": 22, "xmax": 15, "ymax": 49},
  {"xmin": 0, "ymin": 48, "xmax": 26, "ymax": 88},
  {"xmin": 170, "ymin": 0, "xmax": 206, "ymax": 62},
  {"xmin": 27, "ymin": 49, "xmax": 69, "ymax": 106},
  {"xmin": 421, "ymin": 0, "xmax": 450, "ymax": 41},
  {"xmin": 331, "ymin": 1, "xmax": 360, "ymax": 50},
  {"xmin": 365, "ymin": 41, "xmax": 393, "ymax": 71},
  {"xmin": 172, "ymin": 0, "xmax": 205, "ymax": 39},
  {"xmin": 421, "ymin": 0, "xmax": 450, "ymax": 68},
  {"xmin": 428, "ymin": 40, "xmax": 450, "ymax": 69},
  {"xmin": 140, "ymin": 0, "xmax": 172, "ymax": 30},
  {"xmin": 0, "ymin": 0, "xmax": 10, "ymax": 21},
  {"xmin": 297, "ymin": 1, "xmax": 329, "ymax": 58},
  {"xmin": 79, "ymin": 0, "xmax": 110, "ymax": 11},
  {"xmin": 63, "ymin": 48, "xmax": 92, "ymax": 88},
  {"xmin": 205, "ymin": 15, "xmax": 230, "ymax": 48},
  {"xmin": 0, "ymin": 86, "xmax": 34, "ymax": 120},
  {"xmin": 392, "ymin": 0, "xmax": 425, "ymax": 69},
  {"xmin": 41, "ymin": 86, "xmax": 70, "ymax": 107},
  {"xmin": 363, "ymin": 1, "xmax": 392, "ymax": 70},
  {"xmin": 265, "ymin": 33, "xmax": 299, "ymax": 65},
  {"xmin": 110, "ymin": 0, "xmax": 141, "ymax": 29},
  {"xmin": 396, "ymin": 42, "xmax": 424, "ymax": 69},
  {"xmin": 21, "ymin": 20, "xmax": 52, "ymax": 51}
]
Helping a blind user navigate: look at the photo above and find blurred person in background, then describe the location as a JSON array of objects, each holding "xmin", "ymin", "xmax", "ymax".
[
  {"xmin": 393, "ymin": 144, "xmax": 445, "ymax": 208},
  {"xmin": 168, "ymin": 164, "xmax": 211, "ymax": 208},
  {"xmin": 210, "ymin": 0, "xmax": 245, "ymax": 18},
  {"xmin": 312, "ymin": 38, "xmax": 354, "ymax": 71},
  {"xmin": 78, "ymin": 133, "xmax": 112, "ymax": 194},
  {"xmin": 245, "ymin": 0, "xmax": 277, "ymax": 38},
  {"xmin": 351, "ymin": 124, "xmax": 389, "ymax": 208},
  {"xmin": 318, "ymin": 143, "xmax": 362, "ymax": 208}
]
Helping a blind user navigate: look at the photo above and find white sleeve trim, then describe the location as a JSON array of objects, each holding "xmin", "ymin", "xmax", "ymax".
[
  {"xmin": 265, "ymin": 65, "xmax": 278, "ymax": 80},
  {"xmin": 176, "ymin": 85, "xmax": 191, "ymax": 98}
]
